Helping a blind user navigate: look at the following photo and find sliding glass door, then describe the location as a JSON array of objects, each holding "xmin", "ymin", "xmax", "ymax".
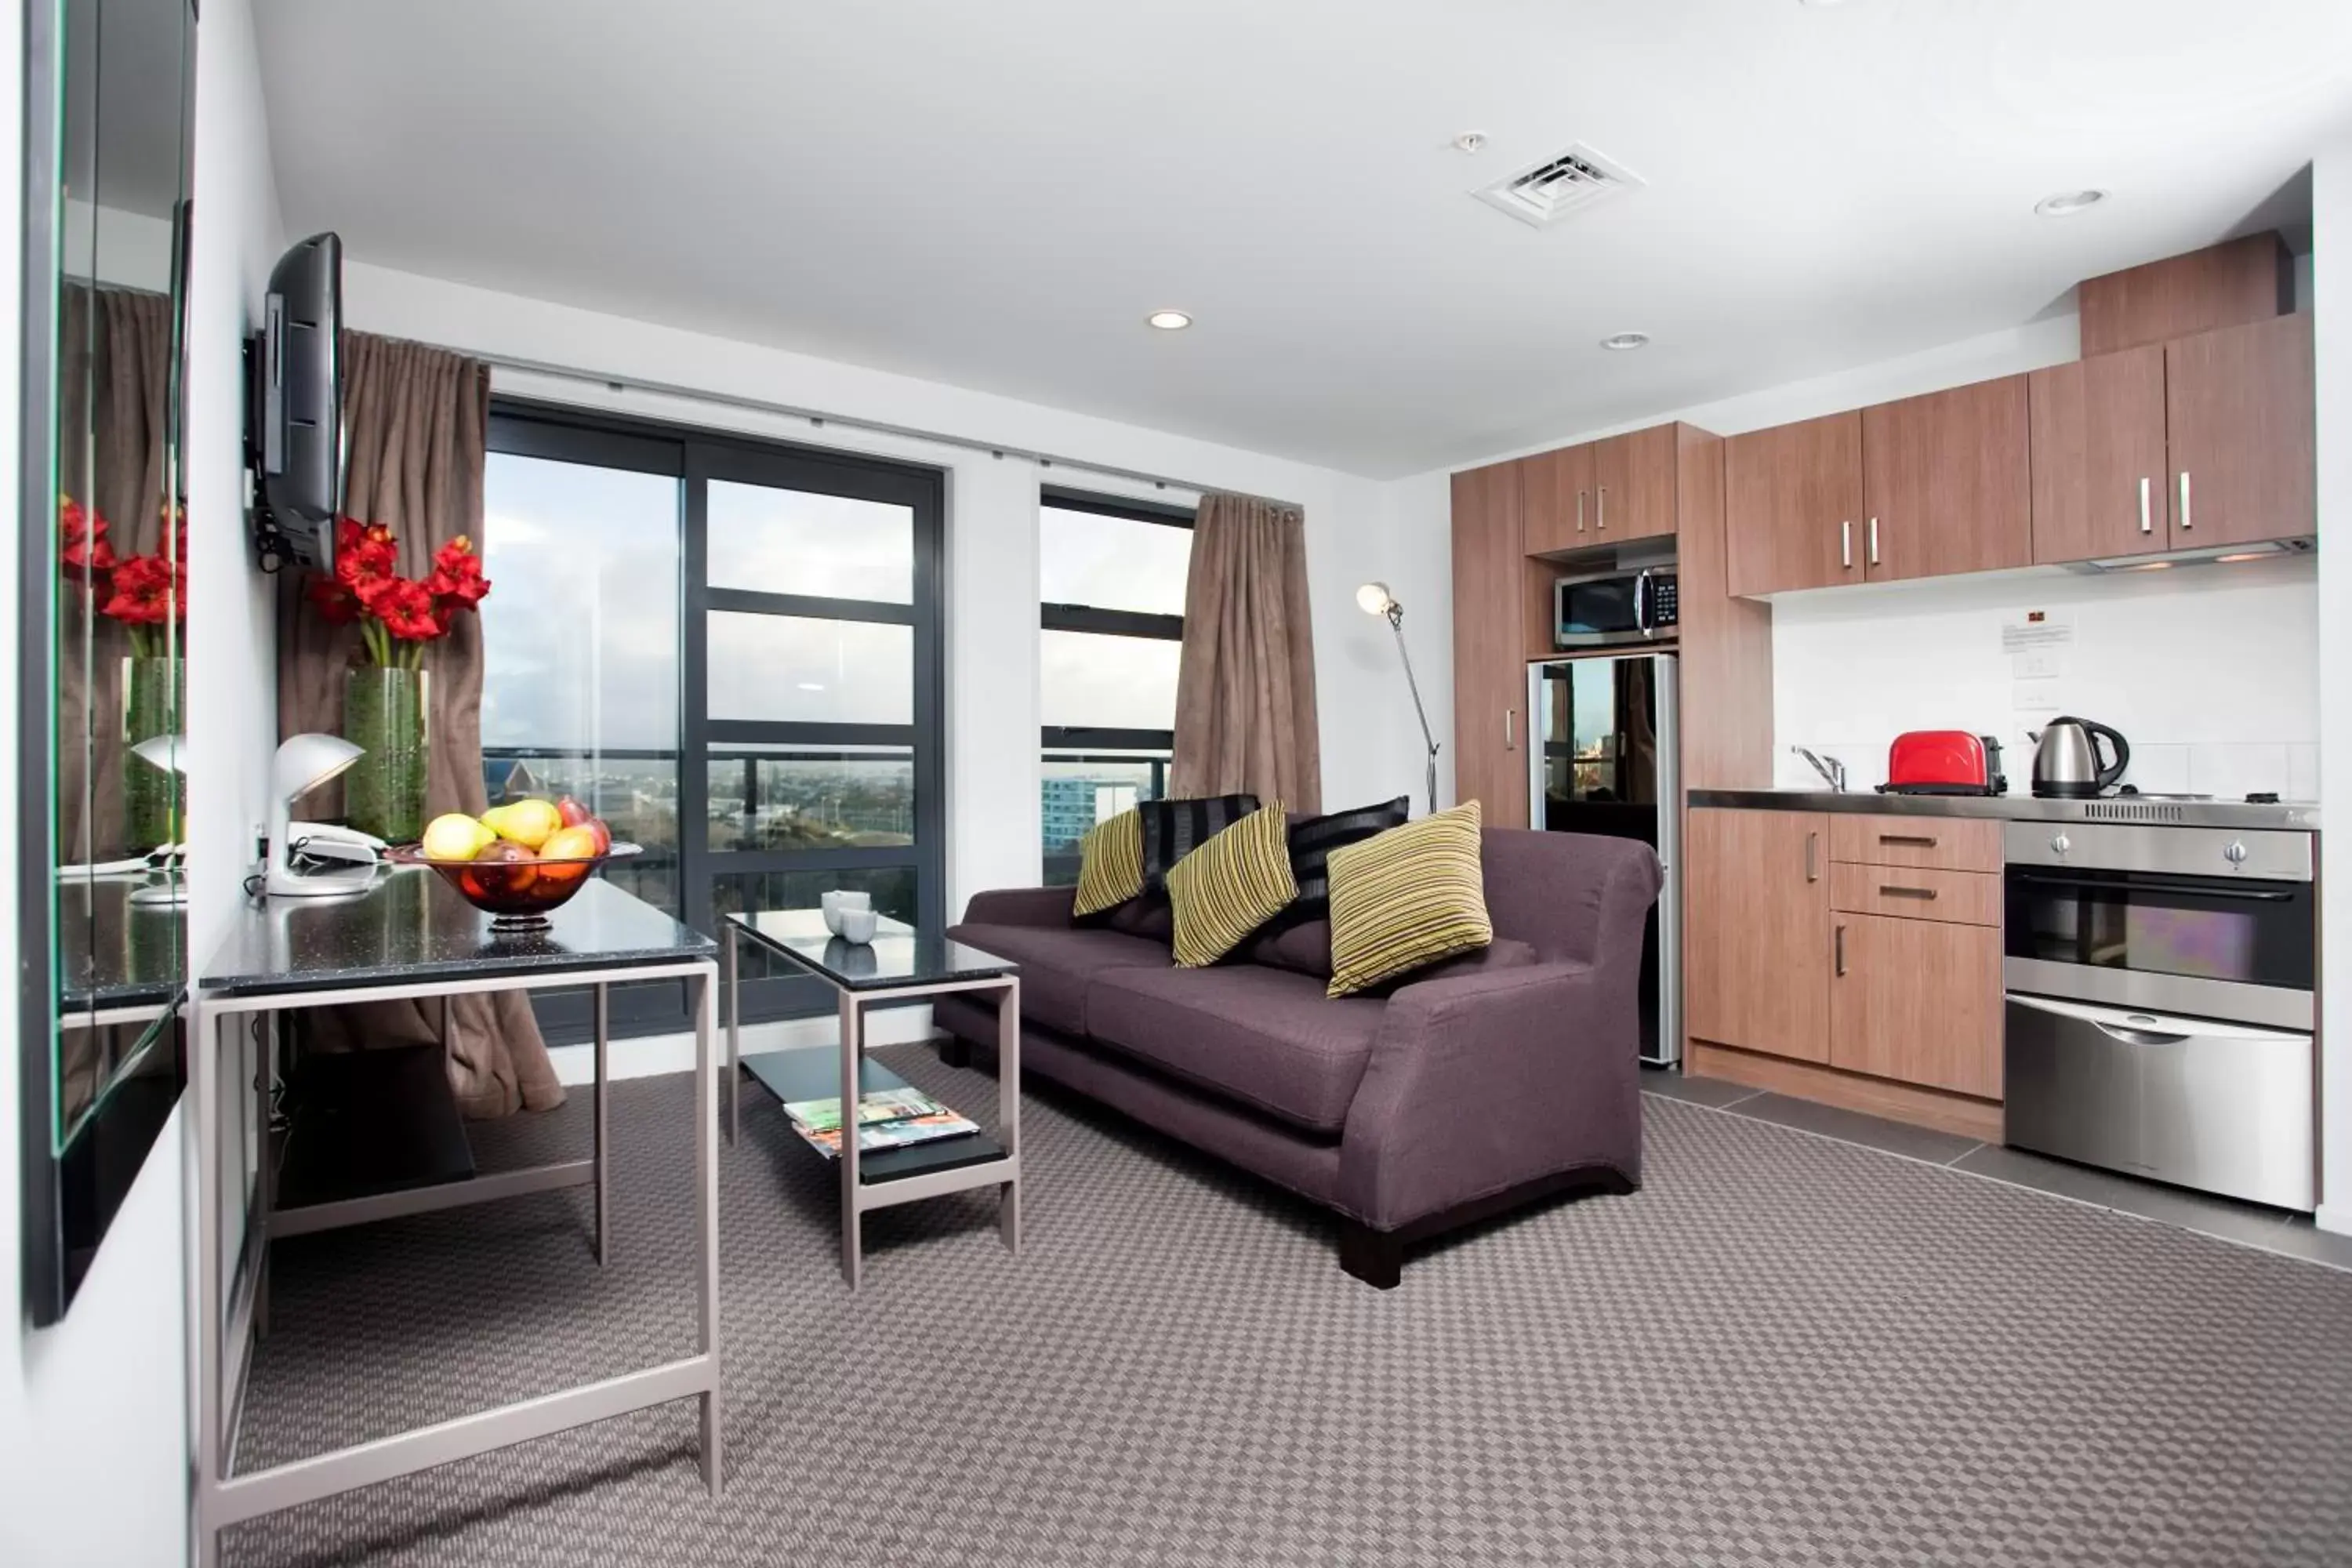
[{"xmin": 481, "ymin": 402, "xmax": 945, "ymax": 1037}]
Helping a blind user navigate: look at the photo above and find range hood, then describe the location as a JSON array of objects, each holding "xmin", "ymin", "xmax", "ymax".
[{"xmin": 2076, "ymin": 537, "xmax": 2313, "ymax": 573}]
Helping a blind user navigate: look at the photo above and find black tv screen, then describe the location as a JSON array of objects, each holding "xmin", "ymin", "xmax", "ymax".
[{"xmin": 258, "ymin": 230, "xmax": 343, "ymax": 569}]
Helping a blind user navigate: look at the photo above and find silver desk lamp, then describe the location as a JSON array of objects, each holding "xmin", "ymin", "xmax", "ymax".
[
  {"xmin": 267, "ymin": 733, "xmax": 379, "ymax": 898},
  {"xmin": 1356, "ymin": 583, "xmax": 1439, "ymax": 816}
]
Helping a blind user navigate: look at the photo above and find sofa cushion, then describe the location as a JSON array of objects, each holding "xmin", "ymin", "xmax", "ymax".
[
  {"xmin": 1072, "ymin": 808, "xmax": 1145, "ymax": 919},
  {"xmin": 1103, "ymin": 894, "xmax": 1174, "ymax": 943},
  {"xmin": 1167, "ymin": 802, "xmax": 1298, "ymax": 967},
  {"xmin": 1138, "ymin": 794, "xmax": 1258, "ymax": 892},
  {"xmin": 1247, "ymin": 916, "xmax": 1333, "ymax": 977},
  {"xmin": 1261, "ymin": 796, "xmax": 1410, "ymax": 936},
  {"xmin": 943, "ymin": 922, "xmax": 1172, "ymax": 1036},
  {"xmin": 1086, "ymin": 964, "xmax": 1387, "ymax": 1135},
  {"xmin": 1327, "ymin": 801, "xmax": 1493, "ymax": 997}
]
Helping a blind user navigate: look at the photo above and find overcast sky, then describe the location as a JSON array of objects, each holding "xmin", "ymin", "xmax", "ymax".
[{"xmin": 480, "ymin": 467, "xmax": 1190, "ymax": 752}]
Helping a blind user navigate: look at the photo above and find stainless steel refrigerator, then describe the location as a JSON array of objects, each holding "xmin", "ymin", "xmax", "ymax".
[{"xmin": 1526, "ymin": 653, "xmax": 1679, "ymax": 1065}]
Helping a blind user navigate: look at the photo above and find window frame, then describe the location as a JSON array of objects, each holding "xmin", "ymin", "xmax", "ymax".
[
  {"xmin": 485, "ymin": 399, "xmax": 947, "ymax": 1040},
  {"xmin": 1038, "ymin": 485, "xmax": 1192, "ymax": 882}
]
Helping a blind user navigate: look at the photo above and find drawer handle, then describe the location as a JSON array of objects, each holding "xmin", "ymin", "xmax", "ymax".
[
  {"xmin": 1879, "ymin": 884, "xmax": 1937, "ymax": 900},
  {"xmin": 1805, "ymin": 831, "xmax": 1818, "ymax": 883},
  {"xmin": 1834, "ymin": 924, "xmax": 1846, "ymax": 977},
  {"xmin": 1877, "ymin": 833, "xmax": 1937, "ymax": 848}
]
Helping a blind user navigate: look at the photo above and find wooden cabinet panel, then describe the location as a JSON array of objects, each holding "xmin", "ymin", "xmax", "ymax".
[
  {"xmin": 1831, "ymin": 914, "xmax": 2002, "ymax": 1098},
  {"xmin": 1685, "ymin": 808, "xmax": 1831, "ymax": 1062},
  {"xmin": 1592, "ymin": 425, "xmax": 1678, "ymax": 543},
  {"xmin": 2165, "ymin": 313, "xmax": 2316, "ymax": 549},
  {"xmin": 1450, "ymin": 461, "xmax": 1530, "ymax": 826},
  {"xmin": 1521, "ymin": 444, "xmax": 1595, "ymax": 555},
  {"xmin": 1861, "ymin": 376, "xmax": 2031, "ymax": 583},
  {"xmin": 1828, "ymin": 814, "xmax": 2001, "ymax": 874},
  {"xmin": 1829, "ymin": 864, "xmax": 2000, "ymax": 927},
  {"xmin": 2078, "ymin": 233, "xmax": 2293, "ymax": 357},
  {"xmin": 1723, "ymin": 412, "xmax": 1863, "ymax": 597},
  {"xmin": 2029, "ymin": 345, "xmax": 2170, "ymax": 563}
]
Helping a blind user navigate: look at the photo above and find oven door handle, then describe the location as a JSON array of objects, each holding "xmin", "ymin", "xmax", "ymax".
[{"xmin": 2009, "ymin": 869, "xmax": 2296, "ymax": 902}]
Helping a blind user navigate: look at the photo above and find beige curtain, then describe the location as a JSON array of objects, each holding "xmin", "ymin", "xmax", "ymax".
[
  {"xmin": 277, "ymin": 332, "xmax": 561, "ymax": 1120},
  {"xmin": 58, "ymin": 285, "xmax": 174, "ymax": 863},
  {"xmin": 1169, "ymin": 493, "xmax": 1323, "ymax": 813}
]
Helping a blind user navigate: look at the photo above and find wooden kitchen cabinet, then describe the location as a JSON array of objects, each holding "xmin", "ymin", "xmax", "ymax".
[
  {"xmin": 2029, "ymin": 344, "xmax": 2171, "ymax": 563},
  {"xmin": 1829, "ymin": 913, "xmax": 2002, "ymax": 1099},
  {"xmin": 1592, "ymin": 425, "xmax": 1679, "ymax": 543},
  {"xmin": 1450, "ymin": 460, "xmax": 1530, "ymax": 826},
  {"xmin": 1521, "ymin": 443, "xmax": 1595, "ymax": 555},
  {"xmin": 1723, "ymin": 412, "xmax": 1864, "ymax": 597},
  {"xmin": 1860, "ymin": 375, "xmax": 2032, "ymax": 583},
  {"xmin": 1684, "ymin": 808, "xmax": 1831, "ymax": 1062},
  {"xmin": 2165, "ymin": 312, "xmax": 2316, "ymax": 549}
]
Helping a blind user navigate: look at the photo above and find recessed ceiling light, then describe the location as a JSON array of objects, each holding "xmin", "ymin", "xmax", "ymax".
[
  {"xmin": 1146, "ymin": 310, "xmax": 1192, "ymax": 331},
  {"xmin": 1599, "ymin": 332, "xmax": 1650, "ymax": 351},
  {"xmin": 2035, "ymin": 189, "xmax": 2108, "ymax": 217},
  {"xmin": 1452, "ymin": 131, "xmax": 1488, "ymax": 154}
]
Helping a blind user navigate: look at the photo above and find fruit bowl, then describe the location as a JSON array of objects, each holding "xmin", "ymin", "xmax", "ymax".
[{"xmin": 389, "ymin": 841, "xmax": 642, "ymax": 930}]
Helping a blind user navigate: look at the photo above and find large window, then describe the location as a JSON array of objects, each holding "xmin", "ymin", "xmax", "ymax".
[
  {"xmin": 1038, "ymin": 488, "xmax": 1192, "ymax": 884},
  {"xmin": 482, "ymin": 404, "xmax": 945, "ymax": 1037}
]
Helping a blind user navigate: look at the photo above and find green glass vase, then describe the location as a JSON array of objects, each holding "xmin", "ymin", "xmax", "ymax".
[
  {"xmin": 342, "ymin": 665, "xmax": 430, "ymax": 843},
  {"xmin": 123, "ymin": 653, "xmax": 184, "ymax": 852}
]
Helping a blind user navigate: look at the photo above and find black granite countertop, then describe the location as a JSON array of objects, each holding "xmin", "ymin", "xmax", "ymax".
[
  {"xmin": 1690, "ymin": 788, "xmax": 2321, "ymax": 833},
  {"xmin": 60, "ymin": 875, "xmax": 187, "ymax": 1011},
  {"xmin": 728, "ymin": 909, "xmax": 1016, "ymax": 993},
  {"xmin": 199, "ymin": 870, "xmax": 716, "ymax": 999}
]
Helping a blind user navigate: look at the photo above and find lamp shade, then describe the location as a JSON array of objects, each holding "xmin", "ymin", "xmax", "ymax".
[
  {"xmin": 1356, "ymin": 582, "xmax": 1396, "ymax": 617},
  {"xmin": 130, "ymin": 733, "xmax": 187, "ymax": 776},
  {"xmin": 273, "ymin": 732, "xmax": 364, "ymax": 804}
]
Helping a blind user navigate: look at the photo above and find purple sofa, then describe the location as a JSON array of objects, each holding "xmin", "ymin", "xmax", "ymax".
[{"xmin": 933, "ymin": 827, "xmax": 1661, "ymax": 1287}]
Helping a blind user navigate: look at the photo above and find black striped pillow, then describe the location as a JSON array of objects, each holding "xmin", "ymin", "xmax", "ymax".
[
  {"xmin": 1138, "ymin": 794, "xmax": 1259, "ymax": 893},
  {"xmin": 1261, "ymin": 797, "xmax": 1410, "ymax": 935}
]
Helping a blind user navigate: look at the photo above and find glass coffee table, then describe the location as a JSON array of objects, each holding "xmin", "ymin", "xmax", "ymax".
[{"xmin": 722, "ymin": 909, "xmax": 1019, "ymax": 1289}]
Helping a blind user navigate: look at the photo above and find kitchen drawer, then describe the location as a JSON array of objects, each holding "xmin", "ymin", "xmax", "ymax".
[
  {"xmin": 1829, "ymin": 813, "xmax": 2001, "ymax": 873},
  {"xmin": 1830, "ymin": 863, "xmax": 1998, "ymax": 926}
]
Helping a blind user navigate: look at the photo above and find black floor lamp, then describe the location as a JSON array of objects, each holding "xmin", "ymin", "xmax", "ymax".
[{"xmin": 1356, "ymin": 583, "xmax": 1439, "ymax": 816}]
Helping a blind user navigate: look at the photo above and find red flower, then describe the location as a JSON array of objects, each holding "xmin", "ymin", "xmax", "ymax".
[
  {"xmin": 100, "ymin": 551, "xmax": 178, "ymax": 625},
  {"xmin": 306, "ymin": 573, "xmax": 360, "ymax": 626},
  {"xmin": 60, "ymin": 495, "xmax": 117, "ymax": 583},
  {"xmin": 426, "ymin": 535, "xmax": 491, "ymax": 608},
  {"xmin": 371, "ymin": 577, "xmax": 447, "ymax": 641},
  {"xmin": 335, "ymin": 517, "xmax": 399, "ymax": 595}
]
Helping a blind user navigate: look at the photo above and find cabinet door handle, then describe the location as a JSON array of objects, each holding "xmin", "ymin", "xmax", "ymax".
[
  {"xmin": 1577, "ymin": 489, "xmax": 1587, "ymax": 533},
  {"xmin": 2179, "ymin": 471, "xmax": 2192, "ymax": 531},
  {"xmin": 1504, "ymin": 708, "xmax": 1515, "ymax": 750},
  {"xmin": 1879, "ymin": 884, "xmax": 1937, "ymax": 900},
  {"xmin": 1878, "ymin": 833, "xmax": 1937, "ymax": 848},
  {"xmin": 1805, "ymin": 831, "xmax": 1819, "ymax": 883},
  {"xmin": 1867, "ymin": 516, "xmax": 1880, "ymax": 566},
  {"xmin": 1834, "ymin": 924, "xmax": 1847, "ymax": 977},
  {"xmin": 2139, "ymin": 475, "xmax": 2153, "ymax": 535},
  {"xmin": 1597, "ymin": 485, "xmax": 1608, "ymax": 531},
  {"xmin": 1841, "ymin": 520, "xmax": 1853, "ymax": 568}
]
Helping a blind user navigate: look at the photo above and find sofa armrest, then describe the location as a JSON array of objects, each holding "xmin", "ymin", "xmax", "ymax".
[
  {"xmin": 957, "ymin": 885, "xmax": 1078, "ymax": 929},
  {"xmin": 1336, "ymin": 958, "xmax": 1642, "ymax": 1234}
]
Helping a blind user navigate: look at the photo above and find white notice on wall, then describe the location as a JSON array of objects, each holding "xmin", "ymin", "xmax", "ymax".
[
  {"xmin": 2001, "ymin": 610, "xmax": 2074, "ymax": 655},
  {"xmin": 2012, "ymin": 680, "xmax": 2063, "ymax": 715}
]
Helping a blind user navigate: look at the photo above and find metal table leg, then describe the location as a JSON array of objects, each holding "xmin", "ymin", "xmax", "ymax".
[
  {"xmin": 593, "ymin": 982, "xmax": 610, "ymax": 1265},
  {"xmin": 725, "ymin": 924, "xmax": 740, "ymax": 1146},
  {"xmin": 254, "ymin": 1012, "xmax": 273, "ymax": 1338},
  {"xmin": 839, "ymin": 987, "xmax": 862, "ymax": 1290},
  {"xmin": 997, "ymin": 977, "xmax": 1022, "ymax": 1254},
  {"xmin": 187, "ymin": 1002, "xmax": 224, "ymax": 1568},
  {"xmin": 693, "ymin": 969, "xmax": 724, "ymax": 1494}
]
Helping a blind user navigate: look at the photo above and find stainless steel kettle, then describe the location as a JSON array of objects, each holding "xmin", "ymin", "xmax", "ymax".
[{"xmin": 2027, "ymin": 716, "xmax": 2130, "ymax": 798}]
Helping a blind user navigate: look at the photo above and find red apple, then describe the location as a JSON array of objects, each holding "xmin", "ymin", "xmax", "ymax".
[
  {"xmin": 555, "ymin": 795, "xmax": 593, "ymax": 829},
  {"xmin": 472, "ymin": 837, "xmax": 539, "ymax": 895},
  {"xmin": 585, "ymin": 816, "xmax": 613, "ymax": 854}
]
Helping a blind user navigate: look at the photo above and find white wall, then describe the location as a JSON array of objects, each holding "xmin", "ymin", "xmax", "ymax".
[
  {"xmin": 2, "ymin": 4, "xmax": 285, "ymax": 1565},
  {"xmin": 341, "ymin": 263, "xmax": 1435, "ymax": 910},
  {"xmin": 2312, "ymin": 141, "xmax": 2352, "ymax": 1236},
  {"xmin": 1769, "ymin": 555, "xmax": 2319, "ymax": 798}
]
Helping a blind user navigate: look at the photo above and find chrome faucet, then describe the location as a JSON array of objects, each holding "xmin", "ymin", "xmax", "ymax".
[{"xmin": 1791, "ymin": 746, "xmax": 1847, "ymax": 793}]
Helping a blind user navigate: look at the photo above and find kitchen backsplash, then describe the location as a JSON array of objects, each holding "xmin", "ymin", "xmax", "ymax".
[{"xmin": 1770, "ymin": 554, "xmax": 2318, "ymax": 800}]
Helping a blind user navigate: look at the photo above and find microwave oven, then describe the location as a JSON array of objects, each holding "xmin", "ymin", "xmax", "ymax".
[{"xmin": 1555, "ymin": 567, "xmax": 1676, "ymax": 648}]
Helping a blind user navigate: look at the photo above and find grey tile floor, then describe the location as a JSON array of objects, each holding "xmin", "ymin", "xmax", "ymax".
[{"xmin": 1640, "ymin": 1064, "xmax": 2352, "ymax": 1273}]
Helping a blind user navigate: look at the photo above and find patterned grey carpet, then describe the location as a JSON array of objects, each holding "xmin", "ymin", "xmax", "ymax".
[{"xmin": 227, "ymin": 1044, "xmax": 2352, "ymax": 1567}]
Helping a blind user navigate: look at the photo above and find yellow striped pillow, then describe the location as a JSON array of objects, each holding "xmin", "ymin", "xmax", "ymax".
[
  {"xmin": 1325, "ymin": 801, "xmax": 1491, "ymax": 997},
  {"xmin": 1166, "ymin": 802, "xmax": 1298, "ymax": 967},
  {"xmin": 1072, "ymin": 808, "xmax": 1145, "ymax": 919}
]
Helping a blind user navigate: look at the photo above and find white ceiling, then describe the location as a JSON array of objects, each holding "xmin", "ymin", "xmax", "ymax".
[{"xmin": 252, "ymin": 0, "xmax": 2352, "ymax": 479}]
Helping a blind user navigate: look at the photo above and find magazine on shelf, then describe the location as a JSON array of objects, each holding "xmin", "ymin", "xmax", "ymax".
[
  {"xmin": 795, "ymin": 1109, "xmax": 980, "ymax": 1160},
  {"xmin": 782, "ymin": 1085, "xmax": 943, "ymax": 1135}
]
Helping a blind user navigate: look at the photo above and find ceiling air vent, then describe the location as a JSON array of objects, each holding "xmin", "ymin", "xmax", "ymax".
[{"xmin": 1474, "ymin": 143, "xmax": 1643, "ymax": 229}]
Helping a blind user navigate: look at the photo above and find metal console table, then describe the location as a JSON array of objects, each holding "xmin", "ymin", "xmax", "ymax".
[
  {"xmin": 724, "ymin": 909, "xmax": 1020, "ymax": 1289},
  {"xmin": 186, "ymin": 874, "xmax": 722, "ymax": 1568}
]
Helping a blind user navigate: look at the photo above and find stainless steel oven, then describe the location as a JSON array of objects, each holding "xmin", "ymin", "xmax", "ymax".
[
  {"xmin": 2001, "ymin": 819, "xmax": 2317, "ymax": 1210},
  {"xmin": 1553, "ymin": 567, "xmax": 1676, "ymax": 649}
]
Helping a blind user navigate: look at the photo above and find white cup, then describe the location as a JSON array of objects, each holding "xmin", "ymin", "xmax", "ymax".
[
  {"xmin": 820, "ymin": 888, "xmax": 872, "ymax": 935},
  {"xmin": 838, "ymin": 907, "xmax": 878, "ymax": 944}
]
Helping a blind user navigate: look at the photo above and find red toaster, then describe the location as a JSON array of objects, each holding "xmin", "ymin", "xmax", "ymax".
[{"xmin": 1881, "ymin": 731, "xmax": 2005, "ymax": 797}]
